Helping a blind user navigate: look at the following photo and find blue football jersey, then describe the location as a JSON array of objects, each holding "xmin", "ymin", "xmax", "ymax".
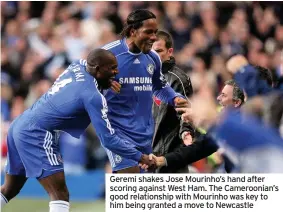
[
  {"xmin": 234, "ymin": 65, "xmax": 272, "ymax": 98},
  {"xmin": 102, "ymin": 38, "xmax": 181, "ymax": 148},
  {"xmin": 18, "ymin": 60, "xmax": 142, "ymax": 162},
  {"xmin": 214, "ymin": 109, "xmax": 283, "ymax": 172}
]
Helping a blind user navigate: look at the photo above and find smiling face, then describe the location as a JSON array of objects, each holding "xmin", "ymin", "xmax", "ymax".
[
  {"xmin": 131, "ymin": 19, "xmax": 158, "ymax": 54},
  {"xmin": 97, "ymin": 55, "xmax": 119, "ymax": 89},
  {"xmin": 217, "ymin": 84, "xmax": 234, "ymax": 107},
  {"xmin": 87, "ymin": 53, "xmax": 119, "ymax": 89}
]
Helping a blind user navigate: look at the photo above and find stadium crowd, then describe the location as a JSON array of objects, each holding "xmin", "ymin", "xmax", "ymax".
[{"xmin": 1, "ymin": 1, "xmax": 283, "ymax": 173}]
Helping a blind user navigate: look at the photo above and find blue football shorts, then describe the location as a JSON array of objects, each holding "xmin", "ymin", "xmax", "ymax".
[
  {"xmin": 104, "ymin": 141, "xmax": 152, "ymax": 173},
  {"xmin": 5, "ymin": 117, "xmax": 64, "ymax": 179}
]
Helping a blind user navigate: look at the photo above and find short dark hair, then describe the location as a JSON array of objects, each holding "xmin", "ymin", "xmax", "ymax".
[
  {"xmin": 87, "ymin": 49, "xmax": 114, "ymax": 66},
  {"xmin": 156, "ymin": 30, "xmax": 174, "ymax": 49},
  {"xmin": 254, "ymin": 65, "xmax": 273, "ymax": 87},
  {"xmin": 225, "ymin": 79, "xmax": 245, "ymax": 106},
  {"xmin": 120, "ymin": 9, "xmax": 156, "ymax": 37}
]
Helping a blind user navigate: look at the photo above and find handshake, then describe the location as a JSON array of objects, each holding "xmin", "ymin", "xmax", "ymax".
[{"xmin": 139, "ymin": 154, "xmax": 166, "ymax": 172}]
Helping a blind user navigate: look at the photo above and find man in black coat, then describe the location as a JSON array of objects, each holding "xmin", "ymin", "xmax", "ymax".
[{"xmin": 152, "ymin": 31, "xmax": 195, "ymax": 173}]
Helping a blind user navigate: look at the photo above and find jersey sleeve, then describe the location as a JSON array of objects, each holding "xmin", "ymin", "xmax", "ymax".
[
  {"xmin": 82, "ymin": 87, "xmax": 143, "ymax": 162},
  {"xmin": 234, "ymin": 65, "xmax": 272, "ymax": 98},
  {"xmin": 150, "ymin": 51, "xmax": 184, "ymax": 105}
]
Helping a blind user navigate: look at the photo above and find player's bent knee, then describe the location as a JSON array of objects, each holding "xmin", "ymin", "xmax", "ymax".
[
  {"xmin": 1, "ymin": 174, "xmax": 27, "ymax": 201},
  {"xmin": 1, "ymin": 184, "xmax": 21, "ymax": 201}
]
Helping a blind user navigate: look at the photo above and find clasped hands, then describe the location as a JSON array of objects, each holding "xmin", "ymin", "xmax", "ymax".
[{"xmin": 139, "ymin": 154, "xmax": 166, "ymax": 172}]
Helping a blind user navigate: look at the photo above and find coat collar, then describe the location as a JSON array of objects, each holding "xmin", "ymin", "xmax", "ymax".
[{"xmin": 162, "ymin": 56, "xmax": 176, "ymax": 73}]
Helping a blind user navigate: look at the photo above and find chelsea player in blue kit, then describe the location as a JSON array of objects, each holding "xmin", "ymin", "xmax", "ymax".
[
  {"xmin": 102, "ymin": 9, "xmax": 189, "ymax": 173},
  {"xmin": 0, "ymin": 49, "xmax": 154, "ymax": 212}
]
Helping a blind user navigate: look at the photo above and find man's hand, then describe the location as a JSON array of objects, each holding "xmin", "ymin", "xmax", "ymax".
[
  {"xmin": 139, "ymin": 154, "xmax": 156, "ymax": 171},
  {"xmin": 177, "ymin": 94, "xmax": 218, "ymax": 129},
  {"xmin": 140, "ymin": 154, "xmax": 166, "ymax": 169},
  {"xmin": 149, "ymin": 154, "xmax": 166, "ymax": 167},
  {"xmin": 111, "ymin": 81, "xmax": 121, "ymax": 93},
  {"xmin": 176, "ymin": 107, "xmax": 194, "ymax": 123},
  {"xmin": 226, "ymin": 55, "xmax": 249, "ymax": 74},
  {"xmin": 174, "ymin": 97, "xmax": 190, "ymax": 108},
  {"xmin": 181, "ymin": 131, "xmax": 193, "ymax": 146},
  {"xmin": 191, "ymin": 94, "xmax": 218, "ymax": 129},
  {"xmin": 139, "ymin": 154, "xmax": 167, "ymax": 171}
]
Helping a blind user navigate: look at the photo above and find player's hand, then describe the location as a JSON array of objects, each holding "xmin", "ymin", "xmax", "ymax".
[
  {"xmin": 174, "ymin": 97, "xmax": 189, "ymax": 108},
  {"xmin": 226, "ymin": 55, "xmax": 249, "ymax": 74},
  {"xmin": 191, "ymin": 94, "xmax": 218, "ymax": 129},
  {"xmin": 181, "ymin": 131, "xmax": 193, "ymax": 146},
  {"xmin": 111, "ymin": 81, "xmax": 121, "ymax": 93},
  {"xmin": 139, "ymin": 154, "xmax": 167, "ymax": 170},
  {"xmin": 139, "ymin": 154, "xmax": 157, "ymax": 171},
  {"xmin": 176, "ymin": 107, "xmax": 194, "ymax": 123},
  {"xmin": 175, "ymin": 106, "xmax": 188, "ymax": 115},
  {"xmin": 149, "ymin": 154, "xmax": 166, "ymax": 167}
]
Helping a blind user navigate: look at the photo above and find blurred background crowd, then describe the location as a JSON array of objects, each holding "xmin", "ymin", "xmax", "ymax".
[{"xmin": 1, "ymin": 1, "xmax": 283, "ymax": 174}]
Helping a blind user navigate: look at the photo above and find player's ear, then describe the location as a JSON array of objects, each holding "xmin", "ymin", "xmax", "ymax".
[
  {"xmin": 130, "ymin": 28, "xmax": 136, "ymax": 37},
  {"xmin": 89, "ymin": 65, "xmax": 100, "ymax": 76},
  {"xmin": 168, "ymin": 48, "xmax": 174, "ymax": 56},
  {"xmin": 95, "ymin": 65, "xmax": 100, "ymax": 73},
  {"xmin": 87, "ymin": 64, "xmax": 98, "ymax": 75}
]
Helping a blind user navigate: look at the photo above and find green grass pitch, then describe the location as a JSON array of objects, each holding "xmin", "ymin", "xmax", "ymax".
[{"xmin": 2, "ymin": 198, "xmax": 105, "ymax": 212}]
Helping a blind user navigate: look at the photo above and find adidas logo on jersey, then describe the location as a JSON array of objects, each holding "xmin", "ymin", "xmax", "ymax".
[{"xmin": 133, "ymin": 58, "xmax": 140, "ymax": 64}]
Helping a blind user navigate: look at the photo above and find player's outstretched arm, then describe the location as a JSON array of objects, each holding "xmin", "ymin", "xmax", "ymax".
[
  {"xmin": 83, "ymin": 89, "xmax": 150, "ymax": 164},
  {"xmin": 226, "ymin": 54, "xmax": 249, "ymax": 74},
  {"xmin": 226, "ymin": 55, "xmax": 272, "ymax": 98}
]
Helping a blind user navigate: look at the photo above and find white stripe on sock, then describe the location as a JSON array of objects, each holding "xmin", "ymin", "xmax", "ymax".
[{"xmin": 1, "ymin": 193, "xmax": 8, "ymax": 208}]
